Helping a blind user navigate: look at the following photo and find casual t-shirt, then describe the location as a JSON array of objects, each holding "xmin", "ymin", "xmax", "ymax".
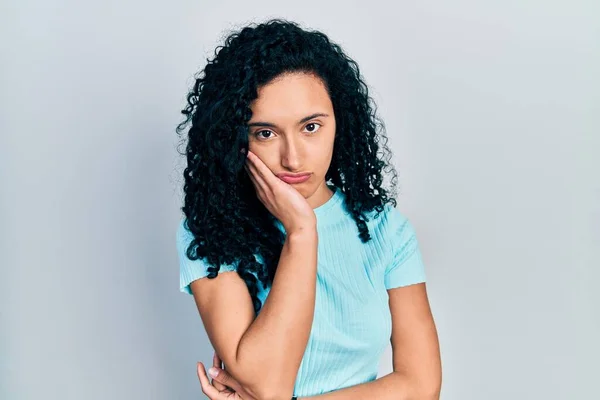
[{"xmin": 176, "ymin": 185, "xmax": 427, "ymax": 397}]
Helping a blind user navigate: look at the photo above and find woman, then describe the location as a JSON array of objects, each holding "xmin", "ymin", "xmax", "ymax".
[{"xmin": 175, "ymin": 18, "xmax": 442, "ymax": 400}]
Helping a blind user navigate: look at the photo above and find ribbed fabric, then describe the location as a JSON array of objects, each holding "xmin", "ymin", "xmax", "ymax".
[{"xmin": 176, "ymin": 185, "xmax": 427, "ymax": 397}]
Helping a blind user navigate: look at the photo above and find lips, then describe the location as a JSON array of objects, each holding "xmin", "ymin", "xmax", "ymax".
[{"xmin": 277, "ymin": 173, "xmax": 312, "ymax": 184}]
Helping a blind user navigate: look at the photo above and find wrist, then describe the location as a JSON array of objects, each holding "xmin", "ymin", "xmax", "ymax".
[{"xmin": 286, "ymin": 228, "xmax": 317, "ymax": 243}]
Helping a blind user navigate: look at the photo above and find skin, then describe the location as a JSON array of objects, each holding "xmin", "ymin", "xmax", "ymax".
[
  {"xmin": 202, "ymin": 283, "xmax": 442, "ymax": 400},
  {"xmin": 194, "ymin": 144, "xmax": 320, "ymax": 399},
  {"xmin": 246, "ymin": 71, "xmax": 336, "ymax": 210},
  {"xmin": 194, "ymin": 72, "xmax": 442, "ymax": 399},
  {"xmin": 190, "ymin": 71, "xmax": 331, "ymax": 400}
]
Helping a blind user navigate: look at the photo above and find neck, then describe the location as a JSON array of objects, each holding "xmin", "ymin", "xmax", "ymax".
[{"xmin": 306, "ymin": 182, "xmax": 335, "ymax": 209}]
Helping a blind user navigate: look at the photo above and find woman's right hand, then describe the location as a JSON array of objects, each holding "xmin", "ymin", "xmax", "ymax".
[{"xmin": 244, "ymin": 150, "xmax": 316, "ymax": 234}]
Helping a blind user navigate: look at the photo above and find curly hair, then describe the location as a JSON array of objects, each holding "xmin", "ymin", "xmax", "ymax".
[{"xmin": 176, "ymin": 18, "xmax": 399, "ymax": 315}]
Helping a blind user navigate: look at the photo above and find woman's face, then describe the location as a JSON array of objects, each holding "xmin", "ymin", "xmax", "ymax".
[{"xmin": 247, "ymin": 72, "xmax": 336, "ymax": 207}]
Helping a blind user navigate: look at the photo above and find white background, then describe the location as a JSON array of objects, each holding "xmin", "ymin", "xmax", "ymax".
[{"xmin": 1, "ymin": 1, "xmax": 598, "ymax": 399}]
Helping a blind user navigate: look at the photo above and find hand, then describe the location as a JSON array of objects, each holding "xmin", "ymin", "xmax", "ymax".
[
  {"xmin": 209, "ymin": 351, "xmax": 231, "ymax": 393},
  {"xmin": 197, "ymin": 351, "xmax": 256, "ymax": 399},
  {"xmin": 244, "ymin": 150, "xmax": 316, "ymax": 233}
]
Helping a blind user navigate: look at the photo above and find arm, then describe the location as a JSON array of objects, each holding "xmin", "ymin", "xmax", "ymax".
[
  {"xmin": 297, "ymin": 372, "xmax": 421, "ymax": 400},
  {"xmin": 299, "ymin": 282, "xmax": 441, "ymax": 400},
  {"xmin": 190, "ymin": 228, "xmax": 318, "ymax": 400}
]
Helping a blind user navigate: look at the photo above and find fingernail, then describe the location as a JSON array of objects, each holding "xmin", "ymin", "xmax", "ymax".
[{"xmin": 208, "ymin": 367, "xmax": 219, "ymax": 377}]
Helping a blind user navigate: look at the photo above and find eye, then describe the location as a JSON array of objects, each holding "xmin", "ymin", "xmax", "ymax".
[
  {"xmin": 252, "ymin": 123, "xmax": 322, "ymax": 141},
  {"xmin": 254, "ymin": 130, "xmax": 274, "ymax": 140},
  {"xmin": 303, "ymin": 122, "xmax": 322, "ymax": 134}
]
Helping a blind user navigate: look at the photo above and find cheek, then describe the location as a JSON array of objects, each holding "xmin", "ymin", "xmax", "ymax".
[
  {"xmin": 248, "ymin": 147, "xmax": 278, "ymax": 170},
  {"xmin": 313, "ymin": 144, "xmax": 334, "ymax": 172}
]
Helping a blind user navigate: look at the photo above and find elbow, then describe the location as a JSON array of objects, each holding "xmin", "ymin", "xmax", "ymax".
[
  {"xmin": 396, "ymin": 371, "xmax": 442, "ymax": 400},
  {"xmin": 232, "ymin": 346, "xmax": 297, "ymax": 400},
  {"xmin": 417, "ymin": 384, "xmax": 441, "ymax": 400},
  {"xmin": 414, "ymin": 380, "xmax": 442, "ymax": 400}
]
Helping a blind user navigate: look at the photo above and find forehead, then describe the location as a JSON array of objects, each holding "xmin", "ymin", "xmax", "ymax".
[{"xmin": 250, "ymin": 73, "xmax": 332, "ymax": 118}]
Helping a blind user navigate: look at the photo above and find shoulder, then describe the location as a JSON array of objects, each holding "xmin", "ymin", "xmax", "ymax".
[
  {"xmin": 369, "ymin": 202, "xmax": 413, "ymax": 240},
  {"xmin": 176, "ymin": 218, "xmax": 191, "ymax": 246},
  {"xmin": 176, "ymin": 218, "xmax": 200, "ymax": 261},
  {"xmin": 382, "ymin": 203, "xmax": 414, "ymax": 236},
  {"xmin": 175, "ymin": 217, "xmax": 237, "ymax": 294},
  {"xmin": 373, "ymin": 203, "xmax": 423, "ymax": 263},
  {"xmin": 378, "ymin": 204, "xmax": 427, "ymax": 289}
]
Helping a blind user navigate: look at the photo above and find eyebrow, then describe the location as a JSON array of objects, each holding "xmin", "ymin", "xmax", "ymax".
[{"xmin": 247, "ymin": 113, "xmax": 329, "ymax": 128}]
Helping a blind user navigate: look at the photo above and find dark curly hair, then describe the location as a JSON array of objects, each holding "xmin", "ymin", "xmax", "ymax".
[{"xmin": 176, "ymin": 18, "xmax": 399, "ymax": 315}]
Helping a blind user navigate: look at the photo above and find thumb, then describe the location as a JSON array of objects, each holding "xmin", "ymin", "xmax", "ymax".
[{"xmin": 209, "ymin": 367, "xmax": 241, "ymax": 393}]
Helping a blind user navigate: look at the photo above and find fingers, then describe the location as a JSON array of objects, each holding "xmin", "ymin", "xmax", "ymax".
[
  {"xmin": 246, "ymin": 150, "xmax": 277, "ymax": 187},
  {"xmin": 213, "ymin": 352, "xmax": 224, "ymax": 370},
  {"xmin": 213, "ymin": 352, "xmax": 221, "ymax": 368},
  {"xmin": 210, "ymin": 352, "xmax": 245, "ymax": 395},
  {"xmin": 197, "ymin": 362, "xmax": 220, "ymax": 399},
  {"xmin": 245, "ymin": 161, "xmax": 267, "ymax": 190},
  {"xmin": 245, "ymin": 159, "xmax": 268, "ymax": 201},
  {"xmin": 212, "ymin": 352, "xmax": 227, "ymax": 391},
  {"xmin": 245, "ymin": 164, "xmax": 265, "ymax": 200},
  {"xmin": 209, "ymin": 367, "xmax": 244, "ymax": 395}
]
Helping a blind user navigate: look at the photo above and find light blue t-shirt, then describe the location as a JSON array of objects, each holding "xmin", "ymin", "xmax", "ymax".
[{"xmin": 176, "ymin": 185, "xmax": 427, "ymax": 397}]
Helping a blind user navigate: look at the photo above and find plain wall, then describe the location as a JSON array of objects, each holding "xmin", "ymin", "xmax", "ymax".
[{"xmin": 1, "ymin": 1, "xmax": 598, "ymax": 399}]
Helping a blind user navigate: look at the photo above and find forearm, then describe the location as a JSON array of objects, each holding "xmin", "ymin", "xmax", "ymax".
[
  {"xmin": 298, "ymin": 372, "xmax": 440, "ymax": 400},
  {"xmin": 236, "ymin": 228, "xmax": 318, "ymax": 398}
]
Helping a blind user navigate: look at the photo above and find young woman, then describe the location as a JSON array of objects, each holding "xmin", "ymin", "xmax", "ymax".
[{"xmin": 175, "ymin": 18, "xmax": 441, "ymax": 400}]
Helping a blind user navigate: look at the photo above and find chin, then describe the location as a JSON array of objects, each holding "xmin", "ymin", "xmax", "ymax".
[
  {"xmin": 292, "ymin": 185, "xmax": 311, "ymax": 198},
  {"xmin": 296, "ymin": 187, "xmax": 310, "ymax": 197}
]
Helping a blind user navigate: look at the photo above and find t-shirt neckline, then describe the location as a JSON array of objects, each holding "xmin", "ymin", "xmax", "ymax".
[
  {"xmin": 273, "ymin": 184, "xmax": 344, "ymax": 232},
  {"xmin": 313, "ymin": 184, "xmax": 343, "ymax": 220}
]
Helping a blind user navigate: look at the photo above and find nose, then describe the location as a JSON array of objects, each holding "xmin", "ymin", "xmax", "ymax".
[{"xmin": 280, "ymin": 136, "xmax": 303, "ymax": 171}]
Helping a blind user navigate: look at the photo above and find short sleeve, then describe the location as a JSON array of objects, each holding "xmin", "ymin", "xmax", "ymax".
[
  {"xmin": 176, "ymin": 218, "xmax": 236, "ymax": 294},
  {"xmin": 384, "ymin": 207, "xmax": 427, "ymax": 289}
]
